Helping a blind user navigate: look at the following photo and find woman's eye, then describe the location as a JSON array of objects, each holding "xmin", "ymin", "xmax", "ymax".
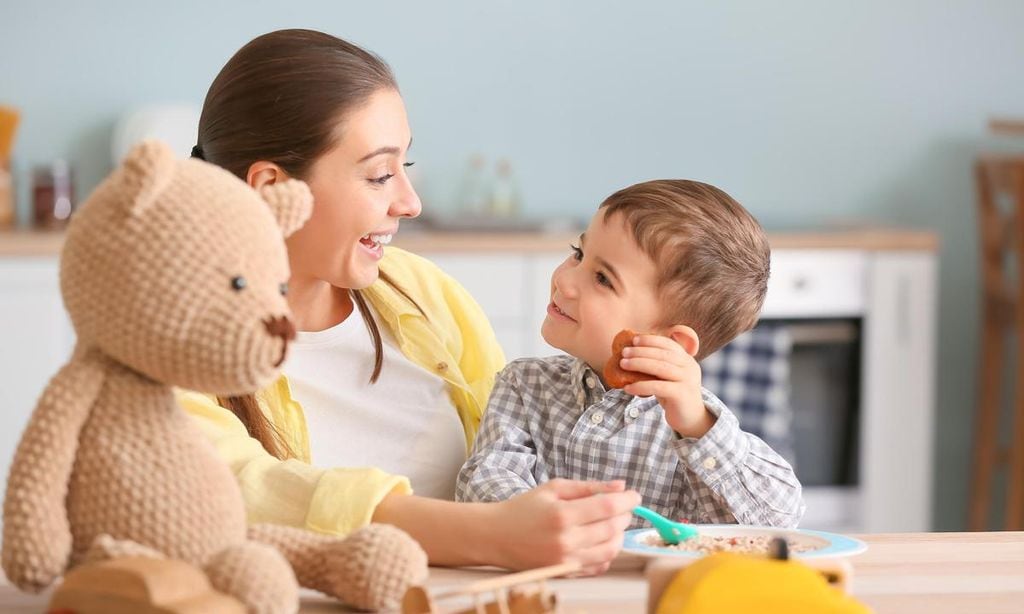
[
  {"xmin": 230, "ymin": 276, "xmax": 247, "ymax": 291},
  {"xmin": 569, "ymin": 244, "xmax": 583, "ymax": 262},
  {"xmin": 370, "ymin": 173, "xmax": 395, "ymax": 185},
  {"xmin": 279, "ymin": 282, "xmax": 288, "ymax": 296},
  {"xmin": 596, "ymin": 271, "xmax": 614, "ymax": 289}
]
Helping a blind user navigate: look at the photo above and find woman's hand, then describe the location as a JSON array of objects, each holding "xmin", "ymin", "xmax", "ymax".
[{"xmin": 486, "ymin": 479, "xmax": 640, "ymax": 576}]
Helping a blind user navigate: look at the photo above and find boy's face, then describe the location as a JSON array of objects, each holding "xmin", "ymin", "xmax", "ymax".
[{"xmin": 541, "ymin": 210, "xmax": 665, "ymax": 375}]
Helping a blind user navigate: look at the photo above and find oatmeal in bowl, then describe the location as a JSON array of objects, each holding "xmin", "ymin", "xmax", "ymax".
[{"xmin": 624, "ymin": 525, "xmax": 867, "ymax": 560}]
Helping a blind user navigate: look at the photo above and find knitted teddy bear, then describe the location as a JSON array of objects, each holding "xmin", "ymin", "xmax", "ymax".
[{"xmin": 1, "ymin": 140, "xmax": 427, "ymax": 612}]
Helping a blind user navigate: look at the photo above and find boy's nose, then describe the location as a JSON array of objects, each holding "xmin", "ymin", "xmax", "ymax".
[{"xmin": 552, "ymin": 265, "xmax": 579, "ymax": 299}]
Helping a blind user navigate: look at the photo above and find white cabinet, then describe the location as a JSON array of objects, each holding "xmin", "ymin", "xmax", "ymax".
[{"xmin": 0, "ymin": 257, "xmax": 74, "ymax": 493}]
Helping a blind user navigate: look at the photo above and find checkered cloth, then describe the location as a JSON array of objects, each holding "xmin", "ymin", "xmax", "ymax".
[
  {"xmin": 700, "ymin": 323, "xmax": 796, "ymax": 467},
  {"xmin": 456, "ymin": 355, "xmax": 805, "ymax": 529}
]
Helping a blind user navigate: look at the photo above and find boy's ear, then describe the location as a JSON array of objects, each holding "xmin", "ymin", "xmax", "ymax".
[{"xmin": 665, "ymin": 325, "xmax": 700, "ymax": 358}]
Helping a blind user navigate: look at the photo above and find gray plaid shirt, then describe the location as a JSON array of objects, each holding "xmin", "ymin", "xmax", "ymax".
[{"xmin": 456, "ymin": 356, "xmax": 805, "ymax": 529}]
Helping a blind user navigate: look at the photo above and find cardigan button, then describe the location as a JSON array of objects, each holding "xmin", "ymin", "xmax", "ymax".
[{"xmin": 436, "ymin": 361, "xmax": 449, "ymax": 372}]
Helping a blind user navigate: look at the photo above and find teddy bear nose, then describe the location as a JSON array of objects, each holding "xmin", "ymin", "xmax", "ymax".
[{"xmin": 263, "ymin": 315, "xmax": 296, "ymax": 341}]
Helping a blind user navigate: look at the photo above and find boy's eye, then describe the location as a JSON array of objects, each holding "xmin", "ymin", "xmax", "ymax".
[
  {"xmin": 569, "ymin": 244, "xmax": 583, "ymax": 262},
  {"xmin": 596, "ymin": 271, "xmax": 614, "ymax": 289}
]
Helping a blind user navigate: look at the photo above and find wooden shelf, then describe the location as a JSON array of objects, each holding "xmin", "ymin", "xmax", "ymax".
[{"xmin": 0, "ymin": 227, "xmax": 939, "ymax": 257}]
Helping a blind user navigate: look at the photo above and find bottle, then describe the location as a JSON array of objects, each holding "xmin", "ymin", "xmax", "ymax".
[
  {"xmin": 487, "ymin": 158, "xmax": 521, "ymax": 218},
  {"xmin": 455, "ymin": 153, "xmax": 489, "ymax": 216}
]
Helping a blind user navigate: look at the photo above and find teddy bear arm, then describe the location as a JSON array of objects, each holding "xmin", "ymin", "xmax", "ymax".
[
  {"xmin": 1, "ymin": 349, "xmax": 107, "ymax": 591},
  {"xmin": 248, "ymin": 523, "xmax": 428, "ymax": 611}
]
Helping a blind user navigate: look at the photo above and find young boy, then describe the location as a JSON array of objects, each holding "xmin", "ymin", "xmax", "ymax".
[{"xmin": 456, "ymin": 179, "xmax": 805, "ymax": 528}]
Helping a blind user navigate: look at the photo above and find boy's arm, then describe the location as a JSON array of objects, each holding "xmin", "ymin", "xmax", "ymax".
[
  {"xmin": 671, "ymin": 392, "xmax": 806, "ymax": 528},
  {"xmin": 455, "ymin": 365, "xmax": 539, "ymax": 503}
]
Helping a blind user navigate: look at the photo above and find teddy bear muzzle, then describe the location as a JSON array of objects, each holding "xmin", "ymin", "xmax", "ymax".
[{"xmin": 263, "ymin": 315, "xmax": 297, "ymax": 367}]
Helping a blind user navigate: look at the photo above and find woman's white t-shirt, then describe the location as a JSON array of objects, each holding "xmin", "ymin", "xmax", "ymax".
[{"xmin": 283, "ymin": 309, "xmax": 467, "ymax": 500}]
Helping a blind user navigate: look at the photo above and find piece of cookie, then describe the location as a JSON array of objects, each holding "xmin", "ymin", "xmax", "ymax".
[{"xmin": 603, "ymin": 328, "xmax": 657, "ymax": 389}]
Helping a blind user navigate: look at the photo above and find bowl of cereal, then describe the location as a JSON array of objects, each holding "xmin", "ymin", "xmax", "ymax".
[{"xmin": 623, "ymin": 525, "xmax": 867, "ymax": 559}]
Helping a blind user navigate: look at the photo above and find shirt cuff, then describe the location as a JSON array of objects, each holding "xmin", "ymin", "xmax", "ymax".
[
  {"xmin": 305, "ymin": 468, "xmax": 412, "ymax": 536},
  {"xmin": 672, "ymin": 401, "xmax": 750, "ymax": 486}
]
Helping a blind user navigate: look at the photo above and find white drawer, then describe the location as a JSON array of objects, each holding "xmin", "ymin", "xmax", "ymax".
[
  {"xmin": 762, "ymin": 250, "xmax": 868, "ymax": 318},
  {"xmin": 426, "ymin": 253, "xmax": 528, "ymax": 321}
]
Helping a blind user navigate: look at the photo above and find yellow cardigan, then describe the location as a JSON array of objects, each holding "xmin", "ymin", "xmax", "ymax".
[{"xmin": 179, "ymin": 247, "xmax": 506, "ymax": 536}]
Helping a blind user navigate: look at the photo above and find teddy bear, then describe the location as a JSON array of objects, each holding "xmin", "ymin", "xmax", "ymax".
[{"xmin": 1, "ymin": 140, "xmax": 428, "ymax": 613}]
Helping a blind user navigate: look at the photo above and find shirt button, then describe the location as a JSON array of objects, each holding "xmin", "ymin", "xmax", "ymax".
[
  {"xmin": 436, "ymin": 361, "xmax": 448, "ymax": 372},
  {"xmin": 590, "ymin": 412, "xmax": 604, "ymax": 425},
  {"xmin": 703, "ymin": 457, "xmax": 717, "ymax": 470},
  {"xmin": 627, "ymin": 407, "xmax": 640, "ymax": 419}
]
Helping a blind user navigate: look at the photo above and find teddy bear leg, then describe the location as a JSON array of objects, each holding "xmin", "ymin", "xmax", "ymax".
[
  {"xmin": 204, "ymin": 540, "xmax": 299, "ymax": 614},
  {"xmin": 81, "ymin": 533, "xmax": 167, "ymax": 565},
  {"xmin": 248, "ymin": 523, "xmax": 428, "ymax": 611}
]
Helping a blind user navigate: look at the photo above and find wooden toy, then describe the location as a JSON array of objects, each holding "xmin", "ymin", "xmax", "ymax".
[
  {"xmin": 47, "ymin": 556, "xmax": 245, "ymax": 614},
  {"xmin": 401, "ymin": 562, "xmax": 580, "ymax": 614}
]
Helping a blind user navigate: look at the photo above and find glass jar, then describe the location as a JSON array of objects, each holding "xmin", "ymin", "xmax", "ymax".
[{"xmin": 32, "ymin": 160, "xmax": 74, "ymax": 229}]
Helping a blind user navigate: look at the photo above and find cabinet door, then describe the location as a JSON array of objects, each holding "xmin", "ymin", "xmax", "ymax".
[
  {"xmin": 859, "ymin": 251, "xmax": 936, "ymax": 532},
  {"xmin": 426, "ymin": 253, "xmax": 530, "ymax": 359},
  {"xmin": 0, "ymin": 258, "xmax": 74, "ymax": 489},
  {"xmin": 524, "ymin": 254, "xmax": 566, "ymax": 358}
]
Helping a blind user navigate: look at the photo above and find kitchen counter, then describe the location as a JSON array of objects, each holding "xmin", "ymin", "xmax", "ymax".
[{"xmin": 0, "ymin": 227, "xmax": 939, "ymax": 256}]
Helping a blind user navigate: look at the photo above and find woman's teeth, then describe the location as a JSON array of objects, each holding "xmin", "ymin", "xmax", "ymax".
[{"xmin": 361, "ymin": 233, "xmax": 393, "ymax": 247}]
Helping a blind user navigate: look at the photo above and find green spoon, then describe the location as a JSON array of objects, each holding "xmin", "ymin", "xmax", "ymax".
[{"xmin": 632, "ymin": 505, "xmax": 698, "ymax": 544}]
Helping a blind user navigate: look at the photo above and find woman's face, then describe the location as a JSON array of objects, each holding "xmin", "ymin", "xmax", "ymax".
[{"xmin": 286, "ymin": 88, "xmax": 421, "ymax": 290}]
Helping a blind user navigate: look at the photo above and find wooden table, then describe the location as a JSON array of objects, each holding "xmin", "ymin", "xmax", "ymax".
[{"xmin": 1, "ymin": 532, "xmax": 1021, "ymax": 613}]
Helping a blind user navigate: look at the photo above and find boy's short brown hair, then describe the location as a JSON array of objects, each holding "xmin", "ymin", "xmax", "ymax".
[{"xmin": 600, "ymin": 179, "xmax": 770, "ymax": 360}]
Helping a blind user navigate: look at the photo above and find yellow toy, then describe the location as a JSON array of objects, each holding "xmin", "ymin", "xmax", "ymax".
[{"xmin": 646, "ymin": 545, "xmax": 870, "ymax": 614}]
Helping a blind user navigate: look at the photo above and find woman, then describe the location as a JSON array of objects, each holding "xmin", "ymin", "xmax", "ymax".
[{"xmin": 180, "ymin": 29, "xmax": 638, "ymax": 574}]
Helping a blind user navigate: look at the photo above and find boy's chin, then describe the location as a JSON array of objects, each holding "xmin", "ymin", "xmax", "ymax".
[{"xmin": 540, "ymin": 323, "xmax": 568, "ymax": 353}]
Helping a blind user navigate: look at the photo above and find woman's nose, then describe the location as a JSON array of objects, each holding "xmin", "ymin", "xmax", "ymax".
[{"xmin": 390, "ymin": 173, "xmax": 422, "ymax": 219}]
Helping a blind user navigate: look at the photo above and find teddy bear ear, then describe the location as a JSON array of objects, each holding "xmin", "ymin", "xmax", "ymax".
[
  {"xmin": 119, "ymin": 140, "xmax": 177, "ymax": 217},
  {"xmin": 259, "ymin": 179, "xmax": 314, "ymax": 238}
]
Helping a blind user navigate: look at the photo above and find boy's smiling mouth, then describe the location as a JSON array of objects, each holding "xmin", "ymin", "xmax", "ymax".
[{"xmin": 548, "ymin": 301, "xmax": 577, "ymax": 322}]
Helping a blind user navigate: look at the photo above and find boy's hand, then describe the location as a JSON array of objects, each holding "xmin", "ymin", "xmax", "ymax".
[{"xmin": 619, "ymin": 327, "xmax": 716, "ymax": 438}]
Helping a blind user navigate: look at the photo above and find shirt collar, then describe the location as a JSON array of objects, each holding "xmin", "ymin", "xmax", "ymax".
[{"xmin": 569, "ymin": 357, "xmax": 633, "ymax": 407}]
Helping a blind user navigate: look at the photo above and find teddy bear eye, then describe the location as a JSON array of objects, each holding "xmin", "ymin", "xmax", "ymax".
[
  {"xmin": 230, "ymin": 276, "xmax": 247, "ymax": 291},
  {"xmin": 279, "ymin": 282, "xmax": 288, "ymax": 296}
]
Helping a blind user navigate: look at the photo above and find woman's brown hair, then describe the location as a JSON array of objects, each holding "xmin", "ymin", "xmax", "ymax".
[{"xmin": 197, "ymin": 29, "xmax": 418, "ymax": 459}]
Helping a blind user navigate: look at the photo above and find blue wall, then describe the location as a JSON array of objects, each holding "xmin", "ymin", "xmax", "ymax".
[{"xmin": 5, "ymin": 0, "xmax": 1024, "ymax": 529}]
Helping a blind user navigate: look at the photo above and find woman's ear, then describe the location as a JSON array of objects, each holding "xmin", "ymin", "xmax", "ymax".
[
  {"xmin": 665, "ymin": 325, "xmax": 700, "ymax": 358},
  {"xmin": 246, "ymin": 160, "xmax": 289, "ymax": 190}
]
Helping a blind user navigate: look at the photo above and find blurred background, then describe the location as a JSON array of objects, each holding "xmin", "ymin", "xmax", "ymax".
[{"xmin": 3, "ymin": 0, "xmax": 1024, "ymax": 533}]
